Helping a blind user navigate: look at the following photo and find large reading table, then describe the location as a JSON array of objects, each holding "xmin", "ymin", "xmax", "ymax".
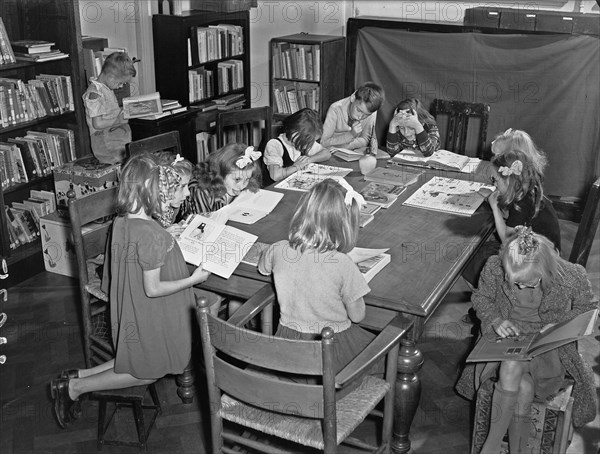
[{"xmin": 195, "ymin": 157, "xmax": 495, "ymax": 454}]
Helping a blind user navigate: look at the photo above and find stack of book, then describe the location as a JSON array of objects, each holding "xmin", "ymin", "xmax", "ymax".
[
  {"xmin": 4, "ymin": 188, "xmax": 56, "ymax": 250},
  {"xmin": 11, "ymin": 40, "xmax": 69, "ymax": 62},
  {"xmin": 0, "ymin": 18, "xmax": 16, "ymax": 65},
  {"xmin": 389, "ymin": 148, "xmax": 482, "ymax": 174},
  {"xmin": 0, "ymin": 74, "xmax": 75, "ymax": 127},
  {"xmin": 357, "ymin": 166, "xmax": 424, "ymax": 209},
  {"xmin": 0, "ymin": 127, "xmax": 76, "ymax": 190}
]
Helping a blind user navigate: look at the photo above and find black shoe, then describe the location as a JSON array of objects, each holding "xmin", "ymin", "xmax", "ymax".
[
  {"xmin": 50, "ymin": 378, "xmax": 76, "ymax": 429},
  {"xmin": 59, "ymin": 370, "xmax": 82, "ymax": 420}
]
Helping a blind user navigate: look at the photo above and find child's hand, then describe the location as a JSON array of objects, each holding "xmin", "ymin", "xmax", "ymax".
[
  {"xmin": 494, "ymin": 319, "xmax": 520, "ymax": 338},
  {"xmin": 166, "ymin": 223, "xmax": 186, "ymax": 239},
  {"xmin": 351, "ymin": 121, "xmax": 363, "ymax": 137},
  {"xmin": 402, "ymin": 109, "xmax": 421, "ymax": 130},
  {"xmin": 487, "ymin": 190, "xmax": 499, "ymax": 207},
  {"xmin": 478, "ymin": 187, "xmax": 495, "ymax": 199},
  {"xmin": 293, "ymin": 156, "xmax": 310, "ymax": 170},
  {"xmin": 191, "ymin": 265, "xmax": 210, "ymax": 285}
]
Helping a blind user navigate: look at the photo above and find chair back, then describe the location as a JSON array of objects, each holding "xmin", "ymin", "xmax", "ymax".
[
  {"xmin": 431, "ymin": 99, "xmax": 490, "ymax": 158},
  {"xmin": 216, "ymin": 107, "xmax": 273, "ymax": 151},
  {"xmin": 68, "ymin": 187, "xmax": 119, "ymax": 367},
  {"xmin": 126, "ymin": 131, "xmax": 182, "ymax": 157},
  {"xmin": 569, "ymin": 176, "xmax": 600, "ymax": 267}
]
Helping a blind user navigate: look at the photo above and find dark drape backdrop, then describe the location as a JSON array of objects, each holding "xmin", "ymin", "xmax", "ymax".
[{"xmin": 353, "ymin": 27, "xmax": 600, "ymax": 199}]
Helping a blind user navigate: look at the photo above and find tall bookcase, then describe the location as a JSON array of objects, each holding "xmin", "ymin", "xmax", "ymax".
[
  {"xmin": 152, "ymin": 9, "xmax": 251, "ymax": 154},
  {"xmin": 270, "ymin": 33, "xmax": 345, "ymax": 122},
  {"xmin": 0, "ymin": 0, "xmax": 88, "ymax": 288}
]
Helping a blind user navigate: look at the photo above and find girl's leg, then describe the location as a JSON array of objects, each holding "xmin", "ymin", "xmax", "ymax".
[
  {"xmin": 77, "ymin": 359, "xmax": 115, "ymax": 378},
  {"xmin": 69, "ymin": 368, "xmax": 155, "ymax": 400},
  {"xmin": 508, "ymin": 372, "xmax": 535, "ymax": 454},
  {"xmin": 481, "ymin": 360, "xmax": 526, "ymax": 454}
]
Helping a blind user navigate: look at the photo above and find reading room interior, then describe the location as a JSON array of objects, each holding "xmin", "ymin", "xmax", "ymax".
[{"xmin": 0, "ymin": 1, "xmax": 599, "ymax": 453}]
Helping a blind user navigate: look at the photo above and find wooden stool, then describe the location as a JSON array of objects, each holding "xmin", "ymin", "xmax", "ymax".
[
  {"xmin": 92, "ymin": 383, "xmax": 161, "ymax": 452},
  {"xmin": 471, "ymin": 378, "xmax": 574, "ymax": 454}
]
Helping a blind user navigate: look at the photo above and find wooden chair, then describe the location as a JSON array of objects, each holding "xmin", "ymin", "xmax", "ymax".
[
  {"xmin": 126, "ymin": 131, "xmax": 182, "ymax": 157},
  {"xmin": 196, "ymin": 287, "xmax": 413, "ymax": 454},
  {"xmin": 569, "ymin": 176, "xmax": 600, "ymax": 267},
  {"xmin": 68, "ymin": 187, "xmax": 119, "ymax": 368},
  {"xmin": 216, "ymin": 106, "xmax": 273, "ymax": 151},
  {"xmin": 430, "ymin": 99, "xmax": 491, "ymax": 158}
]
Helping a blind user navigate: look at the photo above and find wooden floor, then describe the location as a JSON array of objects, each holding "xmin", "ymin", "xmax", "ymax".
[{"xmin": 1, "ymin": 219, "xmax": 598, "ymax": 454}]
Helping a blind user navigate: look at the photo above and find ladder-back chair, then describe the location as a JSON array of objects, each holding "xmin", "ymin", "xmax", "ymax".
[
  {"xmin": 197, "ymin": 289, "xmax": 413, "ymax": 454},
  {"xmin": 68, "ymin": 187, "xmax": 118, "ymax": 368},
  {"xmin": 216, "ymin": 106, "xmax": 273, "ymax": 151},
  {"xmin": 431, "ymin": 99, "xmax": 491, "ymax": 158}
]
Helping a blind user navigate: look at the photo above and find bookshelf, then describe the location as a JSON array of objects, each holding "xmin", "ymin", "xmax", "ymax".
[
  {"xmin": 152, "ymin": 9, "xmax": 251, "ymax": 156},
  {"xmin": 0, "ymin": 0, "xmax": 88, "ymax": 288},
  {"xmin": 270, "ymin": 33, "xmax": 345, "ymax": 122}
]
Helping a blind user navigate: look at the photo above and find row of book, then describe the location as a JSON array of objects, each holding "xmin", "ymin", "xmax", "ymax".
[
  {"xmin": 273, "ymin": 84, "xmax": 319, "ymax": 115},
  {"xmin": 196, "ymin": 131, "xmax": 216, "ymax": 163},
  {"xmin": 0, "ymin": 74, "xmax": 74, "ymax": 128},
  {"xmin": 0, "ymin": 18, "xmax": 16, "ymax": 65},
  {"xmin": 0, "ymin": 127, "xmax": 76, "ymax": 190},
  {"xmin": 272, "ymin": 43, "xmax": 321, "ymax": 81},
  {"xmin": 189, "ymin": 67, "xmax": 215, "ymax": 103},
  {"xmin": 217, "ymin": 60, "xmax": 244, "ymax": 95},
  {"xmin": 189, "ymin": 24, "xmax": 244, "ymax": 66},
  {"xmin": 4, "ymin": 188, "xmax": 57, "ymax": 250}
]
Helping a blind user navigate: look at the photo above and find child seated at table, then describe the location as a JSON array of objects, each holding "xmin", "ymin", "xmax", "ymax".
[{"xmin": 386, "ymin": 97, "xmax": 440, "ymax": 157}]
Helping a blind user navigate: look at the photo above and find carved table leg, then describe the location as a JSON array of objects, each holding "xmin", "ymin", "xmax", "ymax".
[
  {"xmin": 176, "ymin": 360, "xmax": 195, "ymax": 404},
  {"xmin": 391, "ymin": 339, "xmax": 424, "ymax": 454}
]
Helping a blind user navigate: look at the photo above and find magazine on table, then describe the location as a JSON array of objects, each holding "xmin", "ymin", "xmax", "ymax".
[
  {"xmin": 177, "ymin": 214, "xmax": 257, "ymax": 279},
  {"xmin": 364, "ymin": 166, "xmax": 423, "ymax": 187},
  {"xmin": 467, "ymin": 309, "xmax": 598, "ymax": 362},
  {"xmin": 359, "ymin": 182, "xmax": 406, "ymax": 209},
  {"xmin": 389, "ymin": 149, "xmax": 481, "ymax": 174},
  {"xmin": 402, "ymin": 176, "xmax": 495, "ymax": 216},
  {"xmin": 274, "ymin": 163, "xmax": 351, "ymax": 192},
  {"xmin": 348, "ymin": 247, "xmax": 391, "ymax": 283},
  {"xmin": 225, "ymin": 189, "xmax": 284, "ymax": 224}
]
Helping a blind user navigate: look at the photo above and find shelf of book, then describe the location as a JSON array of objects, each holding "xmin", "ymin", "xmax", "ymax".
[
  {"xmin": 0, "ymin": 0, "xmax": 88, "ymax": 287},
  {"xmin": 269, "ymin": 33, "xmax": 345, "ymax": 121}
]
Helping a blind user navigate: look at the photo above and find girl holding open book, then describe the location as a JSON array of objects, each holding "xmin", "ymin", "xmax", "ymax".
[
  {"xmin": 50, "ymin": 153, "xmax": 219, "ymax": 428},
  {"xmin": 456, "ymin": 228, "xmax": 598, "ymax": 454},
  {"xmin": 258, "ymin": 178, "xmax": 381, "ymax": 374},
  {"xmin": 386, "ymin": 97, "xmax": 440, "ymax": 157}
]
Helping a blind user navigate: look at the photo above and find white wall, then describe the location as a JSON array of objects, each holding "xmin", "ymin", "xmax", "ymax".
[{"xmin": 80, "ymin": 0, "xmax": 599, "ymax": 105}]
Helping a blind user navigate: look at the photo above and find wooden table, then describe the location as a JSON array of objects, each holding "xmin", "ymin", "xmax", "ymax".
[{"xmin": 195, "ymin": 156, "xmax": 495, "ymax": 453}]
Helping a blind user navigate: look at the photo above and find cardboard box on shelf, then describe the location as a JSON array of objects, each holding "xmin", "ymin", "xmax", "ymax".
[{"xmin": 53, "ymin": 155, "xmax": 120, "ymax": 207}]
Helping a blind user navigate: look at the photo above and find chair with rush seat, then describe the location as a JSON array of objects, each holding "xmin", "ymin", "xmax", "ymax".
[
  {"xmin": 197, "ymin": 287, "xmax": 413, "ymax": 454},
  {"xmin": 430, "ymin": 99, "xmax": 491, "ymax": 158}
]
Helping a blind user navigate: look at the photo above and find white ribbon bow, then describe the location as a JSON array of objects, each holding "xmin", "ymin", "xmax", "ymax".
[
  {"xmin": 235, "ymin": 146, "xmax": 261, "ymax": 169},
  {"xmin": 338, "ymin": 178, "xmax": 366, "ymax": 208},
  {"xmin": 498, "ymin": 160, "xmax": 523, "ymax": 177},
  {"xmin": 172, "ymin": 154, "xmax": 184, "ymax": 165}
]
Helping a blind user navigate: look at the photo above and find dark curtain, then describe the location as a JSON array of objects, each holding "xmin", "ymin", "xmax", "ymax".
[{"xmin": 354, "ymin": 27, "xmax": 600, "ymax": 199}]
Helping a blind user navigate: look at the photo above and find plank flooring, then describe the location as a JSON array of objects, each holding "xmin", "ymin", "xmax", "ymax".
[{"xmin": 0, "ymin": 219, "xmax": 598, "ymax": 453}]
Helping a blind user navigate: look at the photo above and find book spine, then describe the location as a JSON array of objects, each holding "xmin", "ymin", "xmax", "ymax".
[
  {"xmin": 0, "ymin": 18, "xmax": 16, "ymax": 64},
  {"xmin": 9, "ymin": 144, "xmax": 28, "ymax": 183}
]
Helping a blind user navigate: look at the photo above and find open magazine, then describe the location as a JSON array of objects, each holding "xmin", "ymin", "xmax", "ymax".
[
  {"xmin": 348, "ymin": 247, "xmax": 391, "ymax": 283},
  {"xmin": 177, "ymin": 214, "xmax": 257, "ymax": 279},
  {"xmin": 274, "ymin": 163, "xmax": 351, "ymax": 192},
  {"xmin": 389, "ymin": 149, "xmax": 481, "ymax": 174},
  {"xmin": 467, "ymin": 309, "xmax": 598, "ymax": 362},
  {"xmin": 225, "ymin": 189, "xmax": 284, "ymax": 224}
]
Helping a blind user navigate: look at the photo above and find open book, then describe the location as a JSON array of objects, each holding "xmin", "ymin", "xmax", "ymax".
[
  {"xmin": 359, "ymin": 182, "xmax": 406, "ymax": 209},
  {"xmin": 332, "ymin": 147, "xmax": 390, "ymax": 161},
  {"xmin": 225, "ymin": 189, "xmax": 284, "ymax": 224},
  {"xmin": 274, "ymin": 163, "xmax": 351, "ymax": 192},
  {"xmin": 177, "ymin": 214, "xmax": 257, "ymax": 279},
  {"xmin": 364, "ymin": 166, "xmax": 423, "ymax": 187},
  {"xmin": 467, "ymin": 309, "xmax": 598, "ymax": 362},
  {"xmin": 389, "ymin": 149, "xmax": 481, "ymax": 174},
  {"xmin": 403, "ymin": 176, "xmax": 495, "ymax": 216},
  {"xmin": 348, "ymin": 247, "xmax": 391, "ymax": 283},
  {"xmin": 122, "ymin": 92, "xmax": 162, "ymax": 119}
]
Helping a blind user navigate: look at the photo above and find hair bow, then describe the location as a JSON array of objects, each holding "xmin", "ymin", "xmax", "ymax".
[
  {"xmin": 235, "ymin": 146, "xmax": 261, "ymax": 169},
  {"xmin": 172, "ymin": 154, "xmax": 184, "ymax": 165},
  {"xmin": 158, "ymin": 165, "xmax": 181, "ymax": 203},
  {"xmin": 338, "ymin": 178, "xmax": 366, "ymax": 208},
  {"xmin": 515, "ymin": 225, "xmax": 537, "ymax": 256},
  {"xmin": 498, "ymin": 160, "xmax": 523, "ymax": 177}
]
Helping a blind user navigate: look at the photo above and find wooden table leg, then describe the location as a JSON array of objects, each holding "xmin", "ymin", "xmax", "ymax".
[
  {"xmin": 176, "ymin": 360, "xmax": 195, "ymax": 404},
  {"xmin": 391, "ymin": 339, "xmax": 424, "ymax": 454}
]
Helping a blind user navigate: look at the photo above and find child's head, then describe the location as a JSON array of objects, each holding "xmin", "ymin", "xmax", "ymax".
[
  {"xmin": 282, "ymin": 108, "xmax": 323, "ymax": 155},
  {"xmin": 195, "ymin": 143, "xmax": 262, "ymax": 198},
  {"xmin": 394, "ymin": 98, "xmax": 436, "ymax": 132},
  {"xmin": 501, "ymin": 227, "xmax": 560, "ymax": 293},
  {"xmin": 100, "ymin": 52, "xmax": 136, "ymax": 90},
  {"xmin": 350, "ymin": 82, "xmax": 385, "ymax": 121},
  {"xmin": 491, "ymin": 128, "xmax": 547, "ymax": 176},
  {"xmin": 289, "ymin": 179, "xmax": 360, "ymax": 254},
  {"xmin": 491, "ymin": 148, "xmax": 544, "ymax": 212},
  {"xmin": 156, "ymin": 152, "xmax": 193, "ymax": 209},
  {"xmin": 117, "ymin": 152, "xmax": 160, "ymax": 216}
]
